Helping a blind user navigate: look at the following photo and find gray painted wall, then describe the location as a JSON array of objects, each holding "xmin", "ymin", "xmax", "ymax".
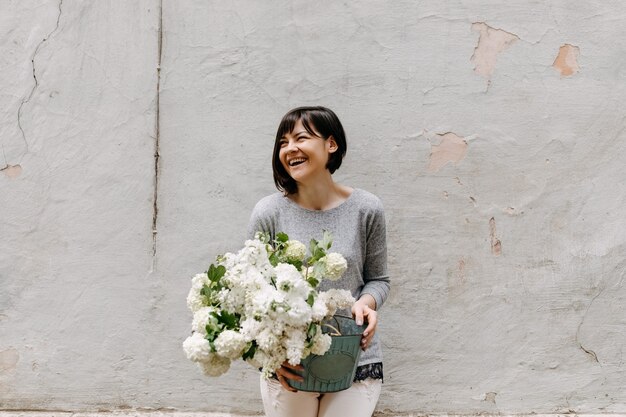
[{"xmin": 1, "ymin": 0, "xmax": 625, "ymax": 414}]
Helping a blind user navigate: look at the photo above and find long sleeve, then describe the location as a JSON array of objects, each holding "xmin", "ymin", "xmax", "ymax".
[{"xmin": 359, "ymin": 202, "xmax": 390, "ymax": 310}]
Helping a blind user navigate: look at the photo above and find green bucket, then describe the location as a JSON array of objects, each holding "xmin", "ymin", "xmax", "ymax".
[{"xmin": 289, "ymin": 315, "xmax": 366, "ymax": 393}]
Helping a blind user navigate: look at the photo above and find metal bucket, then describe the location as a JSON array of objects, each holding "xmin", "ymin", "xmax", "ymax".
[{"xmin": 288, "ymin": 315, "xmax": 366, "ymax": 393}]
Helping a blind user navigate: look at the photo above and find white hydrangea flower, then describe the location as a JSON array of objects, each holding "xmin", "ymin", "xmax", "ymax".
[
  {"xmin": 319, "ymin": 289, "xmax": 355, "ymax": 316},
  {"xmin": 275, "ymin": 263, "xmax": 310, "ymax": 298},
  {"xmin": 220, "ymin": 285, "xmax": 246, "ymax": 314},
  {"xmin": 283, "ymin": 328, "xmax": 306, "ymax": 366},
  {"xmin": 191, "ymin": 272, "xmax": 209, "ymax": 289},
  {"xmin": 192, "ymin": 307, "xmax": 219, "ymax": 335},
  {"xmin": 256, "ymin": 345, "xmax": 287, "ymax": 377},
  {"xmin": 310, "ymin": 296, "xmax": 329, "ymax": 321},
  {"xmin": 187, "ymin": 273, "xmax": 210, "ymax": 312},
  {"xmin": 246, "ymin": 286, "xmax": 281, "ymax": 317},
  {"xmin": 214, "ymin": 330, "xmax": 247, "ymax": 359},
  {"xmin": 186, "ymin": 289, "xmax": 205, "ymax": 313},
  {"xmin": 310, "ymin": 332, "xmax": 332, "ymax": 355},
  {"xmin": 198, "ymin": 354, "xmax": 231, "ymax": 377},
  {"xmin": 257, "ymin": 327, "xmax": 281, "ymax": 351},
  {"xmin": 321, "ymin": 252, "xmax": 347, "ymax": 281},
  {"xmin": 284, "ymin": 240, "xmax": 307, "ymax": 261},
  {"xmin": 183, "ymin": 333, "xmax": 212, "ymax": 362},
  {"xmin": 283, "ymin": 296, "xmax": 312, "ymax": 326},
  {"xmin": 218, "ymin": 252, "xmax": 237, "ymax": 269},
  {"xmin": 239, "ymin": 317, "xmax": 262, "ymax": 341}
]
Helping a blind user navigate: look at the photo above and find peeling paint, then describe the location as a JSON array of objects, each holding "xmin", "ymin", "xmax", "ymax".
[
  {"xmin": 484, "ymin": 391, "xmax": 498, "ymax": 404},
  {"xmin": 0, "ymin": 348, "xmax": 19, "ymax": 373},
  {"xmin": 553, "ymin": 44, "xmax": 580, "ymax": 77},
  {"xmin": 489, "ymin": 217, "xmax": 502, "ymax": 256},
  {"xmin": 1, "ymin": 164, "xmax": 22, "ymax": 178},
  {"xmin": 471, "ymin": 22, "xmax": 519, "ymax": 81},
  {"xmin": 427, "ymin": 132, "xmax": 468, "ymax": 172}
]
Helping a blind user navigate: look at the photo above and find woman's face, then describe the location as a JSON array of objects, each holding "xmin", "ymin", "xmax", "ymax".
[{"xmin": 278, "ymin": 119, "xmax": 337, "ymax": 185}]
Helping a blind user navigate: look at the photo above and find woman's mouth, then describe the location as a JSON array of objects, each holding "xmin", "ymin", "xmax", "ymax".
[{"xmin": 288, "ymin": 158, "xmax": 307, "ymax": 167}]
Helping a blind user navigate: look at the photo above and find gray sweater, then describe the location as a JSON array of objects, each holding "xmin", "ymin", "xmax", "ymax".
[{"xmin": 247, "ymin": 188, "xmax": 390, "ymax": 366}]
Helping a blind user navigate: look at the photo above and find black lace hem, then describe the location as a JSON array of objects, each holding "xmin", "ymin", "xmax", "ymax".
[{"xmin": 354, "ymin": 362, "xmax": 383, "ymax": 382}]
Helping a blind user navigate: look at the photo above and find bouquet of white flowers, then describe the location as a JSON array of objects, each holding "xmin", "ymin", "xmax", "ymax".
[{"xmin": 183, "ymin": 231, "xmax": 355, "ymax": 378}]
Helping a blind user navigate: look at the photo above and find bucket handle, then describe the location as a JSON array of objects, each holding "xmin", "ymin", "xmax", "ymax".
[{"xmin": 321, "ymin": 315, "xmax": 342, "ymax": 336}]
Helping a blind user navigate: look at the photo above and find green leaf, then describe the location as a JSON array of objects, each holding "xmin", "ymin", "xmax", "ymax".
[
  {"xmin": 217, "ymin": 311, "xmax": 239, "ymax": 330},
  {"xmin": 306, "ymin": 276, "xmax": 319, "ymax": 288},
  {"xmin": 200, "ymin": 284, "xmax": 211, "ymax": 297},
  {"xmin": 312, "ymin": 262, "xmax": 326, "ymax": 279},
  {"xmin": 307, "ymin": 322, "xmax": 317, "ymax": 339},
  {"xmin": 207, "ymin": 264, "xmax": 226, "ymax": 283},
  {"xmin": 256, "ymin": 231, "xmax": 270, "ymax": 243},
  {"xmin": 321, "ymin": 230, "xmax": 333, "ymax": 250},
  {"xmin": 306, "ymin": 292, "xmax": 315, "ymax": 306},
  {"xmin": 242, "ymin": 341, "xmax": 258, "ymax": 361},
  {"xmin": 276, "ymin": 232, "xmax": 289, "ymax": 243},
  {"xmin": 205, "ymin": 325, "xmax": 221, "ymax": 347}
]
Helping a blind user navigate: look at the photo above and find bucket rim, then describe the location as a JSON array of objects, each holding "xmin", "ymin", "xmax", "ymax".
[{"xmin": 323, "ymin": 315, "xmax": 366, "ymax": 337}]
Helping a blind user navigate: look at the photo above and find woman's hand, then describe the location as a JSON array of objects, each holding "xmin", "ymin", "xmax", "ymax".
[
  {"xmin": 275, "ymin": 361, "xmax": 304, "ymax": 392},
  {"xmin": 351, "ymin": 294, "xmax": 378, "ymax": 350}
]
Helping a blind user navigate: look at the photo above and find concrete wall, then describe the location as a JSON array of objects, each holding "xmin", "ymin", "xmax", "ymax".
[{"xmin": 1, "ymin": 0, "xmax": 625, "ymax": 414}]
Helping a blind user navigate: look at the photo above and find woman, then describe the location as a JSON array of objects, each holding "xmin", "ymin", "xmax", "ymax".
[{"xmin": 247, "ymin": 106, "xmax": 390, "ymax": 417}]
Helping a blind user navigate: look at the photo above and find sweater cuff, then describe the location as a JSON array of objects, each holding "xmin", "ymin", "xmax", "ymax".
[{"xmin": 360, "ymin": 284, "xmax": 388, "ymax": 310}]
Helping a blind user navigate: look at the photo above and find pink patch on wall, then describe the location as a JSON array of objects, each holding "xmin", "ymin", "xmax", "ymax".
[
  {"xmin": 553, "ymin": 44, "xmax": 580, "ymax": 76},
  {"xmin": 471, "ymin": 23, "xmax": 519, "ymax": 80},
  {"xmin": 0, "ymin": 348, "xmax": 19, "ymax": 373},
  {"xmin": 1, "ymin": 164, "xmax": 23, "ymax": 179},
  {"xmin": 428, "ymin": 133, "xmax": 468, "ymax": 172}
]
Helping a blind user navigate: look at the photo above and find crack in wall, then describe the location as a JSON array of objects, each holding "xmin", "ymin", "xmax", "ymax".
[
  {"xmin": 151, "ymin": 0, "xmax": 163, "ymax": 271},
  {"xmin": 576, "ymin": 288, "xmax": 603, "ymax": 363},
  {"xmin": 13, "ymin": 0, "xmax": 64, "ymax": 166}
]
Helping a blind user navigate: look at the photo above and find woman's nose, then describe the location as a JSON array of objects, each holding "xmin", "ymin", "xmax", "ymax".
[{"xmin": 284, "ymin": 139, "xmax": 298, "ymax": 153}]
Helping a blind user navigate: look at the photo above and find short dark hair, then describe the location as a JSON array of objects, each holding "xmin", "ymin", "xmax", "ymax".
[{"xmin": 272, "ymin": 106, "xmax": 347, "ymax": 195}]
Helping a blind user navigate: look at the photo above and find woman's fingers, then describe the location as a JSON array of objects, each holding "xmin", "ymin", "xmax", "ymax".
[
  {"xmin": 351, "ymin": 301, "xmax": 378, "ymax": 350},
  {"xmin": 362, "ymin": 308, "xmax": 377, "ymax": 336},
  {"xmin": 275, "ymin": 361, "xmax": 304, "ymax": 392},
  {"xmin": 276, "ymin": 372, "xmax": 298, "ymax": 392},
  {"xmin": 281, "ymin": 361, "xmax": 304, "ymax": 372},
  {"xmin": 360, "ymin": 308, "xmax": 377, "ymax": 350}
]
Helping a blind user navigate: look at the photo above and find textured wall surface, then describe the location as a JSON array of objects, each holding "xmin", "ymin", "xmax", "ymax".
[{"xmin": 1, "ymin": 0, "xmax": 625, "ymax": 415}]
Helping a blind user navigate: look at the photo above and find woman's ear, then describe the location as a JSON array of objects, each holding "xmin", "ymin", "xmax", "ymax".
[{"xmin": 327, "ymin": 136, "xmax": 338, "ymax": 153}]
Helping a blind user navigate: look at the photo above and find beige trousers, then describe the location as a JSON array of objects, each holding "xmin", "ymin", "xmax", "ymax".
[{"xmin": 260, "ymin": 374, "xmax": 382, "ymax": 417}]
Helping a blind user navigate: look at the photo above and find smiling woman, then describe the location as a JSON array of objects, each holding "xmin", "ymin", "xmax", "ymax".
[
  {"xmin": 272, "ymin": 107, "xmax": 347, "ymax": 197},
  {"xmin": 248, "ymin": 106, "xmax": 390, "ymax": 417}
]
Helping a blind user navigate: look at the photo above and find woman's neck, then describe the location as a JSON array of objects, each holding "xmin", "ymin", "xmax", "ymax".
[{"xmin": 289, "ymin": 176, "xmax": 352, "ymax": 211}]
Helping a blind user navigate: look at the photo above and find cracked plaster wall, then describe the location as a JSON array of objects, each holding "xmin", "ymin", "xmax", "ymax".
[{"xmin": 1, "ymin": 0, "xmax": 626, "ymax": 415}]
